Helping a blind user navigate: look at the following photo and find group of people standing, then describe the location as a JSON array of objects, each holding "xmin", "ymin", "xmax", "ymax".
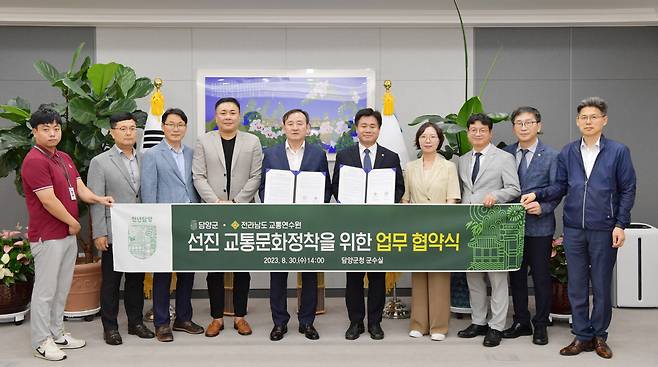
[{"xmin": 21, "ymin": 95, "xmax": 635, "ymax": 361}]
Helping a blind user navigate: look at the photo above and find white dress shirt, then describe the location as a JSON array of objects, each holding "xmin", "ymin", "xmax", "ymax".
[
  {"xmin": 358, "ymin": 143, "xmax": 378, "ymax": 168},
  {"xmin": 470, "ymin": 143, "xmax": 494, "ymax": 173},
  {"xmin": 516, "ymin": 139, "xmax": 538, "ymax": 169},
  {"xmin": 285, "ymin": 140, "xmax": 305, "ymax": 171},
  {"xmin": 580, "ymin": 137, "xmax": 601, "ymax": 178}
]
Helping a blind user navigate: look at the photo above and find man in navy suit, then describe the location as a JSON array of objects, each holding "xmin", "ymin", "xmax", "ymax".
[
  {"xmin": 259, "ymin": 109, "xmax": 331, "ymax": 341},
  {"xmin": 502, "ymin": 106, "xmax": 560, "ymax": 346},
  {"xmin": 141, "ymin": 108, "xmax": 204, "ymax": 342},
  {"xmin": 522, "ymin": 97, "xmax": 636, "ymax": 359},
  {"xmin": 331, "ymin": 108, "xmax": 405, "ymax": 341}
]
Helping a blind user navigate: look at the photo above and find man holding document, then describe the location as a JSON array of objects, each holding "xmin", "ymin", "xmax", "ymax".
[
  {"xmin": 259, "ymin": 109, "xmax": 331, "ymax": 341},
  {"xmin": 331, "ymin": 108, "xmax": 405, "ymax": 340}
]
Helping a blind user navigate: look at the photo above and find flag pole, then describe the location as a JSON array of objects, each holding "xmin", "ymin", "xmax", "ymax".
[{"xmin": 381, "ymin": 80, "xmax": 410, "ymax": 319}]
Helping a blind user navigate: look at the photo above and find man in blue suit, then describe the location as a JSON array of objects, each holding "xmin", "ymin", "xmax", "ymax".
[
  {"xmin": 522, "ymin": 97, "xmax": 636, "ymax": 359},
  {"xmin": 259, "ymin": 109, "xmax": 331, "ymax": 341},
  {"xmin": 141, "ymin": 108, "xmax": 204, "ymax": 342},
  {"xmin": 502, "ymin": 106, "xmax": 559, "ymax": 346}
]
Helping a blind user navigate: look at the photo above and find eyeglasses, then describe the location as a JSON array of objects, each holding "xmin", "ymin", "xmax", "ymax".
[
  {"xmin": 467, "ymin": 128, "xmax": 490, "ymax": 135},
  {"xmin": 163, "ymin": 122, "xmax": 187, "ymax": 129},
  {"xmin": 512, "ymin": 120, "xmax": 538, "ymax": 128},
  {"xmin": 577, "ymin": 114, "xmax": 605, "ymax": 122},
  {"xmin": 112, "ymin": 126, "xmax": 137, "ymax": 133},
  {"xmin": 419, "ymin": 134, "xmax": 439, "ymax": 141}
]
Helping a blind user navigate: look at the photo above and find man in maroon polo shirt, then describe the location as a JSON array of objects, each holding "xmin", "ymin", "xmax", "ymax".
[{"xmin": 21, "ymin": 106, "xmax": 114, "ymax": 361}]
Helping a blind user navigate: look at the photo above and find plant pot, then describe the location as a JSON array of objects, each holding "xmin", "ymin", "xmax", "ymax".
[
  {"xmin": 0, "ymin": 280, "xmax": 33, "ymax": 314},
  {"xmin": 550, "ymin": 279, "xmax": 571, "ymax": 315},
  {"xmin": 65, "ymin": 260, "xmax": 102, "ymax": 312}
]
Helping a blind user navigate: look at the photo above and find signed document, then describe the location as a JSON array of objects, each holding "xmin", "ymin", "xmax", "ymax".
[
  {"xmin": 264, "ymin": 169, "xmax": 326, "ymax": 204},
  {"xmin": 366, "ymin": 168, "xmax": 395, "ymax": 204},
  {"xmin": 264, "ymin": 169, "xmax": 295, "ymax": 203},
  {"xmin": 295, "ymin": 171, "xmax": 326, "ymax": 203}
]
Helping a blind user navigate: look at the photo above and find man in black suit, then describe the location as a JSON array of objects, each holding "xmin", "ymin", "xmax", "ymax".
[
  {"xmin": 259, "ymin": 109, "xmax": 332, "ymax": 341},
  {"xmin": 331, "ymin": 108, "xmax": 405, "ymax": 340}
]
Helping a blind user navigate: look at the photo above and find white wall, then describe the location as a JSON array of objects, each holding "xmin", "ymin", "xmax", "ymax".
[{"xmin": 96, "ymin": 26, "xmax": 473, "ymax": 289}]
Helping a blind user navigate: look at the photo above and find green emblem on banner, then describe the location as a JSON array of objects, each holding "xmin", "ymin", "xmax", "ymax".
[
  {"xmin": 128, "ymin": 216, "xmax": 157, "ymax": 260},
  {"xmin": 466, "ymin": 205, "xmax": 525, "ymax": 270}
]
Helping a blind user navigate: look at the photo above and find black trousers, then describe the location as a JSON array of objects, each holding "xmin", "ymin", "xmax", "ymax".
[
  {"xmin": 509, "ymin": 235, "xmax": 553, "ymax": 327},
  {"xmin": 270, "ymin": 272, "xmax": 317, "ymax": 327},
  {"xmin": 100, "ymin": 245, "xmax": 145, "ymax": 331},
  {"xmin": 345, "ymin": 272, "xmax": 385, "ymax": 326},
  {"xmin": 207, "ymin": 272, "xmax": 250, "ymax": 318}
]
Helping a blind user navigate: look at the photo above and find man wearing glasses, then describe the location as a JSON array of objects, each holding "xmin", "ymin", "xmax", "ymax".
[
  {"xmin": 522, "ymin": 97, "xmax": 636, "ymax": 359},
  {"xmin": 502, "ymin": 107, "xmax": 559, "ymax": 346},
  {"xmin": 89, "ymin": 112, "xmax": 156, "ymax": 345},
  {"xmin": 456, "ymin": 114, "xmax": 520, "ymax": 347},
  {"xmin": 141, "ymin": 108, "xmax": 204, "ymax": 342}
]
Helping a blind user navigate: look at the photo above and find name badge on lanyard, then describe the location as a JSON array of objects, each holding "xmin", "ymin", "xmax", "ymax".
[{"xmin": 33, "ymin": 145, "xmax": 77, "ymax": 201}]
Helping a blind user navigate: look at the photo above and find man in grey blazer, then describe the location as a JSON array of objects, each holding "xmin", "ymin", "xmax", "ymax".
[
  {"xmin": 89, "ymin": 112, "xmax": 155, "ymax": 345},
  {"xmin": 456, "ymin": 113, "xmax": 521, "ymax": 347},
  {"xmin": 192, "ymin": 97, "xmax": 262, "ymax": 337},
  {"xmin": 141, "ymin": 108, "xmax": 204, "ymax": 342}
]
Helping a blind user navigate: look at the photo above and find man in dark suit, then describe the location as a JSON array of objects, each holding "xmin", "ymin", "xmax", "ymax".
[
  {"xmin": 89, "ymin": 112, "xmax": 155, "ymax": 345},
  {"xmin": 331, "ymin": 108, "xmax": 404, "ymax": 341},
  {"xmin": 502, "ymin": 107, "xmax": 560, "ymax": 346},
  {"xmin": 141, "ymin": 108, "xmax": 204, "ymax": 342},
  {"xmin": 259, "ymin": 109, "xmax": 331, "ymax": 341},
  {"xmin": 522, "ymin": 97, "xmax": 636, "ymax": 359}
]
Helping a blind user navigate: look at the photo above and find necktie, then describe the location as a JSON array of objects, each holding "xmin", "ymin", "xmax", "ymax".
[
  {"xmin": 518, "ymin": 149, "xmax": 529, "ymax": 186},
  {"xmin": 363, "ymin": 148, "xmax": 372, "ymax": 172},
  {"xmin": 471, "ymin": 152, "xmax": 482, "ymax": 184}
]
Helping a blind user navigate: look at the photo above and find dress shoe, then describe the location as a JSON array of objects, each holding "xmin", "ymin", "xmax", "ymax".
[
  {"xmin": 409, "ymin": 330, "xmax": 423, "ymax": 338},
  {"xmin": 368, "ymin": 323, "xmax": 385, "ymax": 340},
  {"xmin": 172, "ymin": 320, "xmax": 204, "ymax": 334},
  {"xmin": 103, "ymin": 330, "xmax": 123, "ymax": 345},
  {"xmin": 457, "ymin": 324, "xmax": 489, "ymax": 338},
  {"xmin": 205, "ymin": 319, "xmax": 224, "ymax": 337},
  {"xmin": 502, "ymin": 322, "xmax": 533, "ymax": 339},
  {"xmin": 559, "ymin": 337, "xmax": 595, "ymax": 356},
  {"xmin": 299, "ymin": 324, "xmax": 319, "ymax": 340},
  {"xmin": 234, "ymin": 318, "xmax": 253, "ymax": 335},
  {"xmin": 594, "ymin": 337, "xmax": 613, "ymax": 359},
  {"xmin": 532, "ymin": 326, "xmax": 549, "ymax": 345},
  {"xmin": 128, "ymin": 323, "xmax": 155, "ymax": 339},
  {"xmin": 431, "ymin": 333, "xmax": 446, "ymax": 341},
  {"xmin": 155, "ymin": 326, "xmax": 174, "ymax": 342},
  {"xmin": 483, "ymin": 329, "xmax": 503, "ymax": 347},
  {"xmin": 345, "ymin": 322, "xmax": 365, "ymax": 340},
  {"xmin": 269, "ymin": 325, "xmax": 287, "ymax": 341}
]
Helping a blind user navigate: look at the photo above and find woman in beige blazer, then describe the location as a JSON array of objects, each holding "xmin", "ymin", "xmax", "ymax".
[{"xmin": 402, "ymin": 122, "xmax": 460, "ymax": 341}]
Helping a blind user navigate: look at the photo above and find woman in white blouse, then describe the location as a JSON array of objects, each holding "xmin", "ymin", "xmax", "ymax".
[{"xmin": 402, "ymin": 122, "xmax": 461, "ymax": 341}]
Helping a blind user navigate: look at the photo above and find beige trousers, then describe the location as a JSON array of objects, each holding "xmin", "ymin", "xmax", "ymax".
[{"xmin": 409, "ymin": 272, "xmax": 451, "ymax": 334}]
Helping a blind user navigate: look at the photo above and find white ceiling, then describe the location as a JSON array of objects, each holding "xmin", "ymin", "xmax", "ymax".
[{"xmin": 1, "ymin": 0, "xmax": 657, "ymax": 26}]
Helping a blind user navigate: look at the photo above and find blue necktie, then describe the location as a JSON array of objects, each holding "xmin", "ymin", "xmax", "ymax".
[
  {"xmin": 471, "ymin": 152, "xmax": 482, "ymax": 184},
  {"xmin": 518, "ymin": 149, "xmax": 529, "ymax": 186},
  {"xmin": 363, "ymin": 148, "xmax": 372, "ymax": 172}
]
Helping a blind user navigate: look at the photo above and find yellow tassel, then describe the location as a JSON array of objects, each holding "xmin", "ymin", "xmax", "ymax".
[
  {"xmin": 385, "ymin": 272, "xmax": 401, "ymax": 293},
  {"xmin": 143, "ymin": 273, "xmax": 153, "ymax": 299},
  {"xmin": 150, "ymin": 90, "xmax": 164, "ymax": 116},
  {"xmin": 383, "ymin": 80, "xmax": 394, "ymax": 116}
]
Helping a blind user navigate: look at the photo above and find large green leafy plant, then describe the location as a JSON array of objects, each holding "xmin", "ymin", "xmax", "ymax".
[
  {"xmin": 0, "ymin": 43, "xmax": 153, "ymax": 194},
  {"xmin": 408, "ymin": 0, "xmax": 509, "ymax": 159},
  {"xmin": 0, "ymin": 43, "xmax": 153, "ymax": 261}
]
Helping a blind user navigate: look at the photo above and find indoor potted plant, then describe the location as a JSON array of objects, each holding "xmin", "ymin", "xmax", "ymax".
[
  {"xmin": 0, "ymin": 43, "xmax": 153, "ymax": 319},
  {"xmin": 0, "ymin": 228, "xmax": 34, "ymax": 324},
  {"xmin": 549, "ymin": 235, "xmax": 571, "ymax": 315}
]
